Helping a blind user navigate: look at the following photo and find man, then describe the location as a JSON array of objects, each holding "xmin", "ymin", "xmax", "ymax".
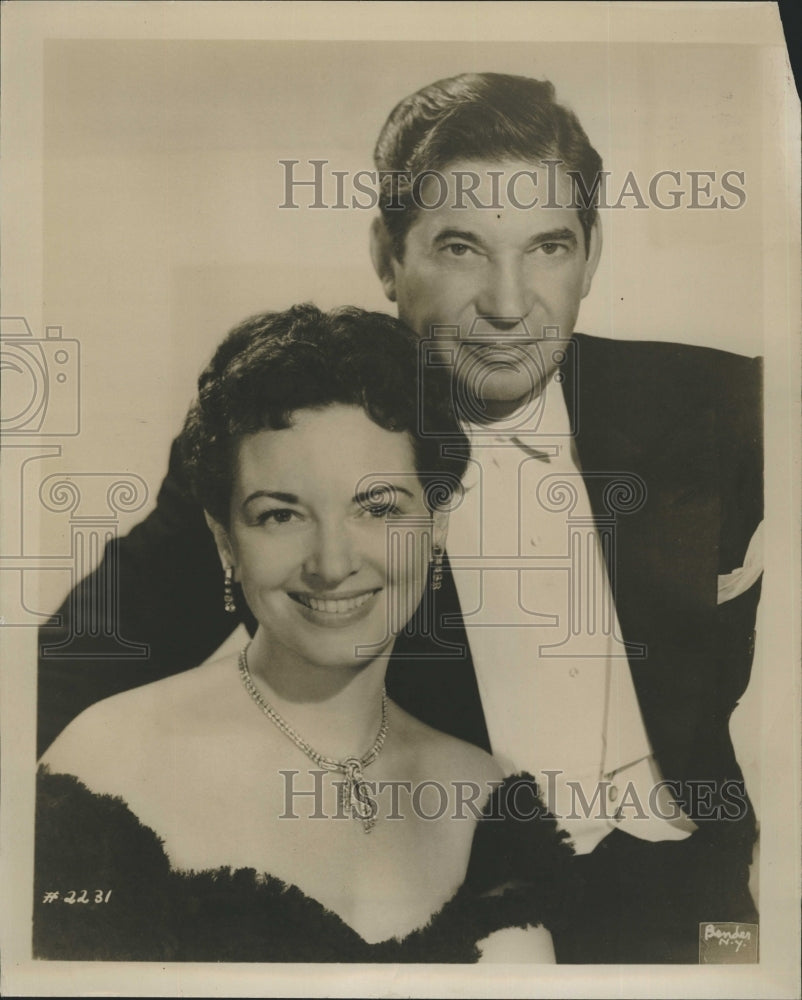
[{"xmin": 38, "ymin": 73, "xmax": 762, "ymax": 962}]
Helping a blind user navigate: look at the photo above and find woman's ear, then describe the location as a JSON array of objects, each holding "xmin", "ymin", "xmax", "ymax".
[
  {"xmin": 369, "ymin": 216, "xmax": 398, "ymax": 303},
  {"xmin": 204, "ymin": 511, "xmax": 236, "ymax": 576},
  {"xmin": 432, "ymin": 509, "xmax": 449, "ymax": 553}
]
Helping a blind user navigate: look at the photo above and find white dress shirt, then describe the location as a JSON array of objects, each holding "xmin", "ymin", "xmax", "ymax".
[{"xmin": 446, "ymin": 375, "xmax": 704, "ymax": 854}]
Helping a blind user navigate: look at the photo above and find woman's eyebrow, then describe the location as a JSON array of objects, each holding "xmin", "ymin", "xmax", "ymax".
[
  {"xmin": 353, "ymin": 484, "xmax": 415, "ymax": 505},
  {"xmin": 243, "ymin": 489, "xmax": 299, "ymax": 506}
]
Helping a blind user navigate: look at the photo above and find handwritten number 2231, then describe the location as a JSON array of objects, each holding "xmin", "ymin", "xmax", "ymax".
[{"xmin": 64, "ymin": 889, "xmax": 112, "ymax": 904}]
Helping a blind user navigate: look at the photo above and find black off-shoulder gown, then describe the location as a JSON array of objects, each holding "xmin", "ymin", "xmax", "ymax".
[{"xmin": 34, "ymin": 768, "xmax": 574, "ymax": 963}]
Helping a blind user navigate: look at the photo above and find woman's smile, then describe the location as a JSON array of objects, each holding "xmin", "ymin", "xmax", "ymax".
[{"xmin": 289, "ymin": 587, "xmax": 382, "ymax": 627}]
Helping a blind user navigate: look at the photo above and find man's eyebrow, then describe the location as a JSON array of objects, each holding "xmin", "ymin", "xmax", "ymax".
[
  {"xmin": 527, "ymin": 227, "xmax": 578, "ymax": 245},
  {"xmin": 432, "ymin": 228, "xmax": 484, "ymax": 245},
  {"xmin": 243, "ymin": 490, "xmax": 298, "ymax": 506},
  {"xmin": 432, "ymin": 226, "xmax": 579, "ymax": 246}
]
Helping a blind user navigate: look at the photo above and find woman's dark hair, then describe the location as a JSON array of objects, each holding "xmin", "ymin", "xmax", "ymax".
[
  {"xmin": 374, "ymin": 72, "xmax": 603, "ymax": 260},
  {"xmin": 180, "ymin": 304, "xmax": 469, "ymax": 525}
]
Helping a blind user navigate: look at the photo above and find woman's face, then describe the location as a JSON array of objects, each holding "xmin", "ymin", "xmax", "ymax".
[{"xmin": 214, "ymin": 404, "xmax": 446, "ymax": 674}]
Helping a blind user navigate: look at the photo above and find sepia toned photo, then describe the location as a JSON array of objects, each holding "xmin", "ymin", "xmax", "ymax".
[{"xmin": 1, "ymin": 3, "xmax": 800, "ymax": 997}]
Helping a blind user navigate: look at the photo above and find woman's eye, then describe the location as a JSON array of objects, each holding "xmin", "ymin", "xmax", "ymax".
[
  {"xmin": 365, "ymin": 501, "xmax": 400, "ymax": 518},
  {"xmin": 256, "ymin": 508, "xmax": 298, "ymax": 526}
]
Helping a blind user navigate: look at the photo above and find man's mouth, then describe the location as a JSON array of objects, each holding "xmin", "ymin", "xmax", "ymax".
[
  {"xmin": 463, "ymin": 335, "xmax": 539, "ymax": 347},
  {"xmin": 290, "ymin": 590, "xmax": 379, "ymax": 614}
]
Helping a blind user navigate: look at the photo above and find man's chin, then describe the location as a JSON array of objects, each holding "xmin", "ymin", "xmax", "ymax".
[
  {"xmin": 461, "ymin": 385, "xmax": 540, "ymax": 422},
  {"xmin": 455, "ymin": 371, "xmax": 548, "ymax": 420}
]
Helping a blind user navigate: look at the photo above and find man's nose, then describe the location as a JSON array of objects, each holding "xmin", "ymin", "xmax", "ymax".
[
  {"xmin": 474, "ymin": 258, "xmax": 536, "ymax": 327},
  {"xmin": 302, "ymin": 522, "xmax": 360, "ymax": 588}
]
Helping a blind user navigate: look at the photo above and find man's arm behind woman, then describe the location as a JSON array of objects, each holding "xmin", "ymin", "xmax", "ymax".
[{"xmin": 36, "ymin": 437, "xmax": 252, "ymax": 757}]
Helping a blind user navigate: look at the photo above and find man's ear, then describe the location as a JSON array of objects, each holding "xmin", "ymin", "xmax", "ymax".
[
  {"xmin": 581, "ymin": 216, "xmax": 603, "ymax": 298},
  {"xmin": 369, "ymin": 216, "xmax": 398, "ymax": 303},
  {"xmin": 204, "ymin": 511, "xmax": 236, "ymax": 577}
]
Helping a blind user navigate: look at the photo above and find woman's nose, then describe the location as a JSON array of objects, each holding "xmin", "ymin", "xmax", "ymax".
[
  {"xmin": 302, "ymin": 523, "xmax": 360, "ymax": 588},
  {"xmin": 475, "ymin": 259, "xmax": 535, "ymax": 324}
]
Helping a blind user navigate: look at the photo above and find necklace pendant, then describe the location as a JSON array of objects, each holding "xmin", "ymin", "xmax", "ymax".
[
  {"xmin": 341, "ymin": 757, "xmax": 377, "ymax": 833},
  {"xmin": 238, "ymin": 647, "xmax": 388, "ymax": 835}
]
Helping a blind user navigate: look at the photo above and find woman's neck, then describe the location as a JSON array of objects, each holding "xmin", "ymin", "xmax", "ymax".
[{"xmin": 244, "ymin": 631, "xmax": 390, "ymax": 761}]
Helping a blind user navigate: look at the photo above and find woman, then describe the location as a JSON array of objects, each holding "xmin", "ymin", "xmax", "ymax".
[{"xmin": 35, "ymin": 305, "xmax": 573, "ymax": 962}]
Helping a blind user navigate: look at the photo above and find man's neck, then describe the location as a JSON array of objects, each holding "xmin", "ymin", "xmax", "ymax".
[{"xmin": 469, "ymin": 393, "xmax": 537, "ymax": 423}]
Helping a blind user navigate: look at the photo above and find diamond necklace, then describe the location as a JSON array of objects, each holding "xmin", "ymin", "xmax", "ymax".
[{"xmin": 238, "ymin": 644, "xmax": 388, "ymax": 833}]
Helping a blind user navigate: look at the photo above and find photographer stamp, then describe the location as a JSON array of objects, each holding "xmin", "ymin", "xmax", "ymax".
[{"xmin": 699, "ymin": 922, "xmax": 759, "ymax": 964}]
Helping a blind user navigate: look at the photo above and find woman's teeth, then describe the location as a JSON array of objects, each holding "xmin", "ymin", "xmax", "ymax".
[{"xmin": 294, "ymin": 592, "xmax": 375, "ymax": 614}]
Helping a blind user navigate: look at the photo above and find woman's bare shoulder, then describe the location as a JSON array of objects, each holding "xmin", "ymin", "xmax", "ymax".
[{"xmin": 40, "ymin": 655, "xmax": 240, "ymax": 790}]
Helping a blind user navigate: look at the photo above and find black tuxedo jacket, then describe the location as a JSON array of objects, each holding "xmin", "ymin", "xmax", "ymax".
[{"xmin": 37, "ymin": 334, "xmax": 763, "ymax": 844}]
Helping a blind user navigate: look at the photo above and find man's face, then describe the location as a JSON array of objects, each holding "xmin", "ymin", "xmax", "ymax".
[{"xmin": 372, "ymin": 159, "xmax": 601, "ymax": 417}]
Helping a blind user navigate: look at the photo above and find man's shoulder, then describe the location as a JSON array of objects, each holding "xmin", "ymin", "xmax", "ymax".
[
  {"xmin": 573, "ymin": 331, "xmax": 761, "ymax": 370},
  {"xmin": 572, "ymin": 332, "xmax": 762, "ymax": 402}
]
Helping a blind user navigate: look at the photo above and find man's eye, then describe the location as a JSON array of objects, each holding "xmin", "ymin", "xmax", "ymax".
[
  {"xmin": 536, "ymin": 242, "xmax": 568, "ymax": 256},
  {"xmin": 444, "ymin": 243, "xmax": 471, "ymax": 256}
]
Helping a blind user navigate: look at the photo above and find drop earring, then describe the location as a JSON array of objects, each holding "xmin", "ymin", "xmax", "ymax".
[
  {"xmin": 224, "ymin": 566, "xmax": 236, "ymax": 614},
  {"xmin": 431, "ymin": 546, "xmax": 444, "ymax": 592}
]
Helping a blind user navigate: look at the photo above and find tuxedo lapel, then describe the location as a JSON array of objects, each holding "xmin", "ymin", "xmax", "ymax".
[
  {"xmin": 387, "ymin": 553, "xmax": 491, "ymax": 752},
  {"xmin": 564, "ymin": 335, "xmax": 721, "ymax": 771}
]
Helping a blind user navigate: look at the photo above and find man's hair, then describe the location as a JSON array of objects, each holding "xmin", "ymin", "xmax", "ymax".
[
  {"xmin": 373, "ymin": 72, "xmax": 603, "ymax": 260},
  {"xmin": 180, "ymin": 304, "xmax": 468, "ymax": 525}
]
